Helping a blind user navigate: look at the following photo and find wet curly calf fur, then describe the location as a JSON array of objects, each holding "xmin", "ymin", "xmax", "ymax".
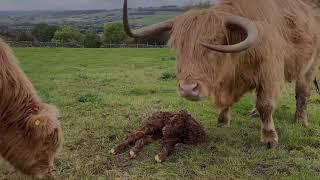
[{"xmin": 111, "ymin": 111, "xmax": 207, "ymax": 162}]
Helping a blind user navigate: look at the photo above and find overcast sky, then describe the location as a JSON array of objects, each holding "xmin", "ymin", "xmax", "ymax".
[{"xmin": 0, "ymin": 0, "xmax": 212, "ymax": 11}]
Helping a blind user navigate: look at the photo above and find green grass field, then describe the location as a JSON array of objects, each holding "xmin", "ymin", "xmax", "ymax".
[{"xmin": 0, "ymin": 48, "xmax": 320, "ymax": 179}]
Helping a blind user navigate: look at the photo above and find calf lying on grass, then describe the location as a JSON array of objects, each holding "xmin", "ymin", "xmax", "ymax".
[
  {"xmin": 111, "ymin": 111, "xmax": 207, "ymax": 162},
  {"xmin": 0, "ymin": 39, "xmax": 63, "ymax": 178}
]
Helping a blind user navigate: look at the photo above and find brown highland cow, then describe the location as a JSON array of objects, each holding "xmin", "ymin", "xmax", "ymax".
[
  {"xmin": 111, "ymin": 111, "xmax": 207, "ymax": 162},
  {"xmin": 0, "ymin": 39, "xmax": 63, "ymax": 178},
  {"xmin": 123, "ymin": 0, "xmax": 320, "ymax": 148}
]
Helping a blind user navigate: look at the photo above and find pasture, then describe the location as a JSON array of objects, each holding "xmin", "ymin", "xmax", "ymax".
[{"xmin": 0, "ymin": 48, "xmax": 320, "ymax": 179}]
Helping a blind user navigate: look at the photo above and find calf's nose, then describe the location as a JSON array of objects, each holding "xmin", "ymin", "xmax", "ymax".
[{"xmin": 178, "ymin": 81, "xmax": 200, "ymax": 97}]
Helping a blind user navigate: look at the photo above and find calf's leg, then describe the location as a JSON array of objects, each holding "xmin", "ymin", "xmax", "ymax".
[
  {"xmin": 110, "ymin": 131, "xmax": 146, "ymax": 154},
  {"xmin": 129, "ymin": 135, "xmax": 154, "ymax": 158},
  {"xmin": 155, "ymin": 139, "xmax": 179, "ymax": 163}
]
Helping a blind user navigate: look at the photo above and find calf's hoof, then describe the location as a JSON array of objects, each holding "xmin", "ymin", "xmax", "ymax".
[
  {"xmin": 261, "ymin": 129, "xmax": 278, "ymax": 148},
  {"xmin": 110, "ymin": 148, "xmax": 116, "ymax": 155},
  {"xmin": 155, "ymin": 155, "xmax": 162, "ymax": 163},
  {"xmin": 129, "ymin": 150, "xmax": 137, "ymax": 159},
  {"xmin": 155, "ymin": 154, "xmax": 166, "ymax": 163}
]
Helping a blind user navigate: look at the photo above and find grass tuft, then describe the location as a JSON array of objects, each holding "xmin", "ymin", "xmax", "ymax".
[
  {"xmin": 160, "ymin": 71, "xmax": 176, "ymax": 81},
  {"xmin": 77, "ymin": 93, "xmax": 99, "ymax": 103}
]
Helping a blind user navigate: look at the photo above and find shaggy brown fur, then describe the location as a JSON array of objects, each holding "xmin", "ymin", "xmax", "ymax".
[
  {"xmin": 0, "ymin": 39, "xmax": 63, "ymax": 178},
  {"xmin": 110, "ymin": 111, "xmax": 207, "ymax": 162},
  {"xmin": 165, "ymin": 0, "xmax": 320, "ymax": 147},
  {"xmin": 304, "ymin": 0, "xmax": 320, "ymax": 8}
]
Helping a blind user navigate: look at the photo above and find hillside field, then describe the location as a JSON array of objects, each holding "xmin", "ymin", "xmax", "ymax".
[
  {"xmin": 0, "ymin": 48, "xmax": 320, "ymax": 179},
  {"xmin": 0, "ymin": 10, "xmax": 182, "ymax": 30}
]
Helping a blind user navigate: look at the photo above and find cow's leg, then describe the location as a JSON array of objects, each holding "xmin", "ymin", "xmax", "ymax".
[
  {"xmin": 217, "ymin": 107, "xmax": 231, "ymax": 128},
  {"xmin": 295, "ymin": 49, "xmax": 320, "ymax": 127},
  {"xmin": 155, "ymin": 139, "xmax": 179, "ymax": 163},
  {"xmin": 295, "ymin": 78, "xmax": 311, "ymax": 127},
  {"xmin": 256, "ymin": 87, "xmax": 279, "ymax": 148},
  {"xmin": 129, "ymin": 135, "xmax": 154, "ymax": 158},
  {"xmin": 110, "ymin": 131, "xmax": 146, "ymax": 155}
]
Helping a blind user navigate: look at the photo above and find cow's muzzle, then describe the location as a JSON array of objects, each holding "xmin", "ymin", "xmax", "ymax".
[{"xmin": 178, "ymin": 80, "xmax": 201, "ymax": 101}]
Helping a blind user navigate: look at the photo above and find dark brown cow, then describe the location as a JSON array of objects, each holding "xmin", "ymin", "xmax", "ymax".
[{"xmin": 123, "ymin": 0, "xmax": 320, "ymax": 148}]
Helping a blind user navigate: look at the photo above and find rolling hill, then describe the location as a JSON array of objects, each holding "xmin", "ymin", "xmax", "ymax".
[{"xmin": 0, "ymin": 7, "xmax": 183, "ymax": 31}]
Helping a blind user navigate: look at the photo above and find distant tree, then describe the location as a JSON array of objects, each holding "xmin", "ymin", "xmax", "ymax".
[
  {"xmin": 103, "ymin": 23, "xmax": 127, "ymax": 44},
  {"xmin": 52, "ymin": 27, "xmax": 83, "ymax": 43},
  {"xmin": 83, "ymin": 33, "xmax": 102, "ymax": 48},
  {"xmin": 184, "ymin": 1, "xmax": 212, "ymax": 10},
  {"xmin": 0, "ymin": 26, "xmax": 18, "ymax": 41},
  {"xmin": 32, "ymin": 23, "xmax": 57, "ymax": 42},
  {"xmin": 16, "ymin": 31, "xmax": 34, "ymax": 41}
]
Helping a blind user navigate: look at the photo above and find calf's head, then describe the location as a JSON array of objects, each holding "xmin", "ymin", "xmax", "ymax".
[{"xmin": 123, "ymin": 0, "xmax": 258, "ymax": 102}]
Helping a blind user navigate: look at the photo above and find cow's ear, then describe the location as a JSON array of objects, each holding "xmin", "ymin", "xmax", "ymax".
[
  {"xmin": 27, "ymin": 115, "xmax": 59, "ymax": 140},
  {"xmin": 27, "ymin": 105, "xmax": 60, "ymax": 140}
]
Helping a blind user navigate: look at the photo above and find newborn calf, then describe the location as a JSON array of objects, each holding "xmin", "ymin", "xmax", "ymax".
[{"xmin": 111, "ymin": 111, "xmax": 207, "ymax": 162}]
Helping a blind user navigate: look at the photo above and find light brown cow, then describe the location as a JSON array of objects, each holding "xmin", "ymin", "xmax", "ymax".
[
  {"xmin": 0, "ymin": 39, "xmax": 63, "ymax": 178},
  {"xmin": 123, "ymin": 0, "xmax": 320, "ymax": 148}
]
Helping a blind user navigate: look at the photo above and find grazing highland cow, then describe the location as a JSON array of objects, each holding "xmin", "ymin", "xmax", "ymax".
[
  {"xmin": 111, "ymin": 111, "xmax": 207, "ymax": 162},
  {"xmin": 0, "ymin": 39, "xmax": 63, "ymax": 178},
  {"xmin": 123, "ymin": 0, "xmax": 320, "ymax": 147}
]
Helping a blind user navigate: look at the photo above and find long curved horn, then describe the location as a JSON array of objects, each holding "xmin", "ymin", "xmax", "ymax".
[
  {"xmin": 200, "ymin": 16, "xmax": 258, "ymax": 53},
  {"xmin": 123, "ymin": 0, "xmax": 173, "ymax": 38}
]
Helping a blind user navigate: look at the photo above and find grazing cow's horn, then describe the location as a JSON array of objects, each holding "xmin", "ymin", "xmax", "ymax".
[
  {"xmin": 200, "ymin": 16, "xmax": 258, "ymax": 53},
  {"xmin": 123, "ymin": 0, "xmax": 173, "ymax": 38}
]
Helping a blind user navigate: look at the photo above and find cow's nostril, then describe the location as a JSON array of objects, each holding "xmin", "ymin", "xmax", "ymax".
[{"xmin": 193, "ymin": 83, "xmax": 199, "ymax": 92}]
